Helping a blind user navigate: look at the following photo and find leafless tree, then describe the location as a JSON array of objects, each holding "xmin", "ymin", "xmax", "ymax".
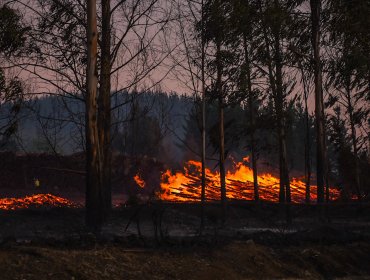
[{"xmin": 6, "ymin": 0, "xmax": 173, "ymax": 229}]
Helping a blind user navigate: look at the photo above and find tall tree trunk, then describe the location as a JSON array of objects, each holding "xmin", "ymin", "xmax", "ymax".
[
  {"xmin": 243, "ymin": 34, "xmax": 259, "ymax": 201},
  {"xmin": 98, "ymin": 0, "xmax": 112, "ymax": 217},
  {"xmin": 260, "ymin": 0, "xmax": 290, "ymax": 214},
  {"xmin": 272, "ymin": 15, "xmax": 291, "ymax": 222},
  {"xmin": 345, "ymin": 79, "xmax": 362, "ymax": 200},
  {"xmin": 260, "ymin": 1, "xmax": 284, "ymax": 207},
  {"xmin": 300, "ymin": 65, "xmax": 311, "ymax": 203},
  {"xmin": 325, "ymin": 128, "xmax": 330, "ymax": 204},
  {"xmin": 219, "ymin": 96, "xmax": 226, "ymax": 220},
  {"xmin": 200, "ymin": 0, "xmax": 206, "ymax": 232},
  {"xmin": 310, "ymin": 0, "xmax": 326, "ymax": 207},
  {"xmin": 273, "ymin": 32, "xmax": 291, "ymax": 206},
  {"xmin": 216, "ymin": 41, "xmax": 227, "ymax": 221},
  {"xmin": 86, "ymin": 0, "xmax": 103, "ymax": 231}
]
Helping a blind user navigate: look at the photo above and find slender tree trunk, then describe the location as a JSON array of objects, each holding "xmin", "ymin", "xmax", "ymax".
[
  {"xmin": 304, "ymin": 96, "xmax": 312, "ymax": 204},
  {"xmin": 98, "ymin": 0, "xmax": 112, "ymax": 217},
  {"xmin": 86, "ymin": 0, "xmax": 103, "ymax": 231},
  {"xmin": 243, "ymin": 34, "xmax": 259, "ymax": 202},
  {"xmin": 345, "ymin": 80, "xmax": 362, "ymax": 201},
  {"xmin": 216, "ymin": 41, "xmax": 227, "ymax": 222},
  {"xmin": 310, "ymin": 0, "xmax": 326, "ymax": 207},
  {"xmin": 325, "ymin": 140, "xmax": 330, "ymax": 204},
  {"xmin": 200, "ymin": 0, "xmax": 206, "ymax": 232},
  {"xmin": 260, "ymin": 1, "xmax": 282, "ymax": 206},
  {"xmin": 273, "ymin": 19, "xmax": 291, "ymax": 223},
  {"xmin": 260, "ymin": 1, "xmax": 291, "ymax": 223},
  {"xmin": 260, "ymin": 0, "xmax": 290, "ymax": 213},
  {"xmin": 274, "ymin": 33, "xmax": 291, "ymax": 204},
  {"xmin": 301, "ymin": 66, "xmax": 311, "ymax": 203},
  {"xmin": 219, "ymin": 96, "xmax": 226, "ymax": 219}
]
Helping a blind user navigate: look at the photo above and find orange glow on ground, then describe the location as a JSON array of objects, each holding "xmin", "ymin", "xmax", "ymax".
[{"xmin": 0, "ymin": 194, "xmax": 78, "ymax": 211}]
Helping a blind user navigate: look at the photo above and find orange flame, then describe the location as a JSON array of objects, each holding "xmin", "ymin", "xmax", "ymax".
[
  {"xmin": 0, "ymin": 194, "xmax": 78, "ymax": 211},
  {"xmin": 242, "ymin": 156, "xmax": 250, "ymax": 163},
  {"xmin": 134, "ymin": 173, "xmax": 146, "ymax": 188},
  {"xmin": 159, "ymin": 160, "xmax": 340, "ymax": 203}
]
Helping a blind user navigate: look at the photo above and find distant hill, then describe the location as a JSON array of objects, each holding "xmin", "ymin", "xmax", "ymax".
[{"xmin": 2, "ymin": 91, "xmax": 193, "ymax": 159}]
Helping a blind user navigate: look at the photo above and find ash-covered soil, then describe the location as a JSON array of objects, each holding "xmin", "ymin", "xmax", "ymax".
[{"xmin": 0, "ymin": 202, "xmax": 370, "ymax": 279}]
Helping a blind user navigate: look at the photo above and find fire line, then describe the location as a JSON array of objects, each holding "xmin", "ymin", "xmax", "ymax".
[{"xmin": 0, "ymin": 194, "xmax": 78, "ymax": 211}]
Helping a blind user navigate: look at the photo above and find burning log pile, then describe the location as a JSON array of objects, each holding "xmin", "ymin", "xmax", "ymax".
[
  {"xmin": 0, "ymin": 194, "xmax": 79, "ymax": 211},
  {"xmin": 158, "ymin": 159, "xmax": 340, "ymax": 203}
]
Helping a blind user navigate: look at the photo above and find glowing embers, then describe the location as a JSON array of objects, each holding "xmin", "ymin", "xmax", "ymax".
[
  {"xmin": 0, "ymin": 194, "xmax": 78, "ymax": 211},
  {"xmin": 134, "ymin": 173, "xmax": 146, "ymax": 188},
  {"xmin": 159, "ymin": 159, "xmax": 340, "ymax": 203}
]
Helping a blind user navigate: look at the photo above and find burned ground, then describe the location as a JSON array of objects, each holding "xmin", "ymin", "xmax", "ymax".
[{"xmin": 0, "ymin": 203, "xmax": 370, "ymax": 279}]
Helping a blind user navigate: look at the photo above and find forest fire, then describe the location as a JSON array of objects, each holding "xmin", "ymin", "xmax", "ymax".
[
  {"xmin": 159, "ymin": 158, "xmax": 340, "ymax": 203},
  {"xmin": 0, "ymin": 194, "xmax": 78, "ymax": 211}
]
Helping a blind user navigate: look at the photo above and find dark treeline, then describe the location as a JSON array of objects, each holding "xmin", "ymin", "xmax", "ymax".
[
  {"xmin": 0, "ymin": 0, "xmax": 369, "ymax": 230},
  {"xmin": 0, "ymin": 92, "xmax": 191, "ymax": 158},
  {"xmin": 1, "ymin": 91, "xmax": 369, "ymax": 201}
]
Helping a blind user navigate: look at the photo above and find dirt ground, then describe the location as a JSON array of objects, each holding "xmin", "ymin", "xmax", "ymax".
[
  {"xmin": 0, "ymin": 203, "xmax": 370, "ymax": 280},
  {"xmin": 0, "ymin": 241, "xmax": 370, "ymax": 280}
]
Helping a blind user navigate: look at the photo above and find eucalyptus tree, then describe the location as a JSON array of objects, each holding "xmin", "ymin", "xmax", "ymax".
[
  {"xmin": 309, "ymin": 0, "xmax": 328, "ymax": 206},
  {"xmin": 99, "ymin": 0, "xmax": 112, "ymax": 215},
  {"xmin": 86, "ymin": 0, "xmax": 102, "ymax": 230},
  {"xmin": 229, "ymin": 0, "xmax": 261, "ymax": 202},
  {"xmin": 201, "ymin": 0, "xmax": 237, "ymax": 220},
  {"xmin": 287, "ymin": 2, "xmax": 313, "ymax": 204},
  {"xmin": 325, "ymin": 0, "xmax": 370, "ymax": 201},
  {"xmin": 299, "ymin": 59, "xmax": 313, "ymax": 203},
  {"xmin": 256, "ymin": 0, "xmax": 304, "ymax": 222},
  {"xmin": 200, "ymin": 0, "xmax": 207, "ymax": 229}
]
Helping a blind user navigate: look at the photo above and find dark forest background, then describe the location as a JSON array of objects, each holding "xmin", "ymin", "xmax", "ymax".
[{"xmin": 1, "ymin": 91, "xmax": 369, "ymax": 197}]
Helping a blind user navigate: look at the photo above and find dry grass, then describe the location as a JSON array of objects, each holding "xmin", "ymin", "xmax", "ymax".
[{"xmin": 0, "ymin": 241, "xmax": 370, "ymax": 280}]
